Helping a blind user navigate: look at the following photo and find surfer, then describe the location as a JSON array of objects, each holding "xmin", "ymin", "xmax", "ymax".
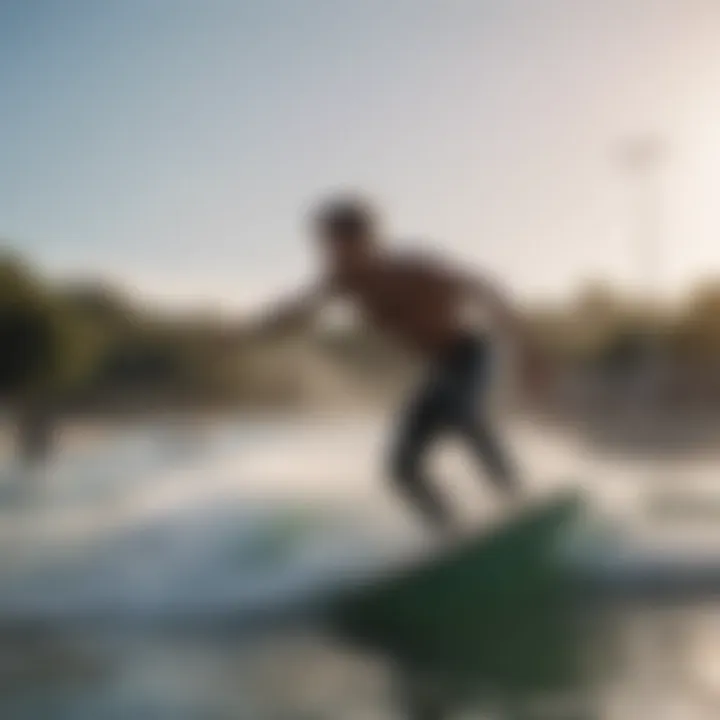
[{"xmin": 254, "ymin": 195, "xmax": 538, "ymax": 531}]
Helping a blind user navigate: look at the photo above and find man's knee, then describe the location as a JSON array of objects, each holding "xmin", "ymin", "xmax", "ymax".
[{"xmin": 388, "ymin": 442, "xmax": 422, "ymax": 488}]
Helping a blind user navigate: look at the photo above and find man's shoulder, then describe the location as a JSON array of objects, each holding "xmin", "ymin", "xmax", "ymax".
[
  {"xmin": 386, "ymin": 243, "xmax": 457, "ymax": 277},
  {"xmin": 387, "ymin": 242, "xmax": 442, "ymax": 266}
]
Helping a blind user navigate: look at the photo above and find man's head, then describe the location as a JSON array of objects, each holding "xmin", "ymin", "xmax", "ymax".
[{"xmin": 312, "ymin": 195, "xmax": 379, "ymax": 276}]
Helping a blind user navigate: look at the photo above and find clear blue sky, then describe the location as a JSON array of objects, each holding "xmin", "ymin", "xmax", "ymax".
[{"xmin": 2, "ymin": 0, "xmax": 720, "ymax": 310}]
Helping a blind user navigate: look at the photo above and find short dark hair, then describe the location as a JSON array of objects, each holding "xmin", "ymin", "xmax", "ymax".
[{"xmin": 313, "ymin": 195, "xmax": 376, "ymax": 238}]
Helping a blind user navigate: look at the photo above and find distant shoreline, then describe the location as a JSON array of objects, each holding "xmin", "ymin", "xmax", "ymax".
[
  {"xmin": 0, "ymin": 404, "xmax": 390, "ymax": 458},
  {"xmin": 3, "ymin": 401, "xmax": 720, "ymax": 463}
]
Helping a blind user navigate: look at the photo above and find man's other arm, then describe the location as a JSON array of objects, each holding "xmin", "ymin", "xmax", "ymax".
[
  {"xmin": 457, "ymin": 271, "xmax": 523, "ymax": 339},
  {"xmin": 455, "ymin": 268, "xmax": 550, "ymax": 396}
]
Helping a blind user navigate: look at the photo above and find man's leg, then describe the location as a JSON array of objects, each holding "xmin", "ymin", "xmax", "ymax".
[
  {"xmin": 388, "ymin": 383, "xmax": 452, "ymax": 530},
  {"xmin": 450, "ymin": 339, "xmax": 520, "ymax": 499},
  {"xmin": 458, "ymin": 410, "xmax": 519, "ymax": 498}
]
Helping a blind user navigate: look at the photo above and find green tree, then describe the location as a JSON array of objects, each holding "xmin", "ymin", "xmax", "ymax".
[{"xmin": 0, "ymin": 255, "xmax": 58, "ymax": 400}]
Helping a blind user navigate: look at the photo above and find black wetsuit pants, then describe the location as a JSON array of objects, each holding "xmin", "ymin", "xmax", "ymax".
[{"xmin": 389, "ymin": 333, "xmax": 517, "ymax": 529}]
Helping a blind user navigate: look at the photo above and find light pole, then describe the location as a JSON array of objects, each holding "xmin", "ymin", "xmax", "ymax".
[
  {"xmin": 617, "ymin": 136, "xmax": 667, "ymax": 307},
  {"xmin": 616, "ymin": 135, "xmax": 668, "ymax": 413}
]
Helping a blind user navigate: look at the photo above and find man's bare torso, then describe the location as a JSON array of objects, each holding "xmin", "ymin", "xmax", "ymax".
[{"xmin": 332, "ymin": 252, "xmax": 475, "ymax": 356}]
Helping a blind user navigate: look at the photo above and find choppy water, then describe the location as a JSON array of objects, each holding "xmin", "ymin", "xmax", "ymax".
[{"xmin": 1, "ymin": 414, "xmax": 720, "ymax": 719}]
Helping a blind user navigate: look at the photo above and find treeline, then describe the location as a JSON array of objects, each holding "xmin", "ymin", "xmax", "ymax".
[
  {"xmin": 528, "ymin": 281, "xmax": 720, "ymax": 376},
  {"xmin": 0, "ymin": 254, "xmax": 251, "ymax": 413},
  {"xmin": 2, "ymin": 253, "xmax": 720, "ymax": 416}
]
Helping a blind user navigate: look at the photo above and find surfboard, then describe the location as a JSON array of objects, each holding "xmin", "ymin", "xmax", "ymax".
[{"xmin": 329, "ymin": 491, "xmax": 591, "ymax": 696}]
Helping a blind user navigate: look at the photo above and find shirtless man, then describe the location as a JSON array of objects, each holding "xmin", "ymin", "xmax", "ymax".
[{"xmin": 255, "ymin": 195, "xmax": 529, "ymax": 530}]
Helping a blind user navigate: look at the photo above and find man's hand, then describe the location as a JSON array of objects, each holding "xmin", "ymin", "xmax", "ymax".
[
  {"xmin": 517, "ymin": 338, "xmax": 553, "ymax": 401},
  {"xmin": 249, "ymin": 299, "xmax": 312, "ymax": 338}
]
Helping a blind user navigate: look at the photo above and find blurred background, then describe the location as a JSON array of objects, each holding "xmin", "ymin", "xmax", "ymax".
[{"xmin": 3, "ymin": 1, "xmax": 720, "ymax": 718}]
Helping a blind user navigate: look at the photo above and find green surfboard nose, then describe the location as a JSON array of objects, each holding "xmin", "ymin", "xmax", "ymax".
[{"xmin": 330, "ymin": 492, "xmax": 592, "ymax": 698}]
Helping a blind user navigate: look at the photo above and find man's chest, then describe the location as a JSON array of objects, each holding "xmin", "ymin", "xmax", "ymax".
[{"xmin": 346, "ymin": 269, "xmax": 451, "ymax": 326}]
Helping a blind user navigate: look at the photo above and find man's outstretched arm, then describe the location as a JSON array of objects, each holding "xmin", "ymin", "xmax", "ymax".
[{"xmin": 247, "ymin": 279, "xmax": 335, "ymax": 338}]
